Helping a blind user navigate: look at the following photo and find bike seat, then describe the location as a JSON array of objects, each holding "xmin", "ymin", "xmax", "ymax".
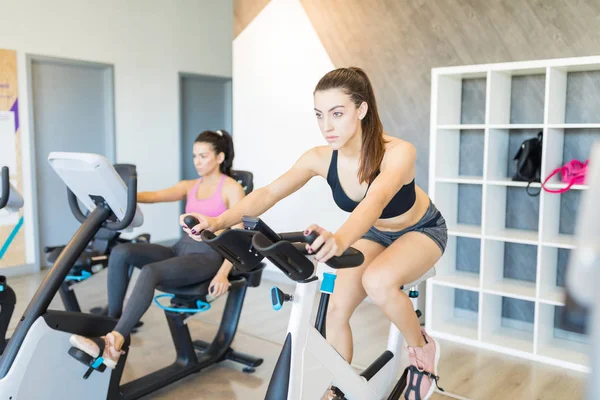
[
  {"xmin": 155, "ymin": 263, "xmax": 266, "ymax": 299},
  {"xmin": 400, "ymin": 267, "xmax": 436, "ymax": 291}
]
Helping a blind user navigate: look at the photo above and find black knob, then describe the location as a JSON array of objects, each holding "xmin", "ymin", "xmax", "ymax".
[
  {"xmin": 304, "ymin": 231, "xmax": 319, "ymax": 245},
  {"xmin": 184, "ymin": 215, "xmax": 200, "ymax": 229},
  {"xmin": 416, "ymin": 310, "xmax": 422, "ymax": 318}
]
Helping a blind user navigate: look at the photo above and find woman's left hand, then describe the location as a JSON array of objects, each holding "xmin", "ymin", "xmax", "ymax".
[
  {"xmin": 208, "ymin": 273, "xmax": 231, "ymax": 298},
  {"xmin": 304, "ymin": 224, "xmax": 344, "ymax": 263}
]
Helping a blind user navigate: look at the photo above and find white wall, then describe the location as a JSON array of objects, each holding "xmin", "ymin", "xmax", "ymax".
[
  {"xmin": 0, "ymin": 0, "xmax": 233, "ymax": 266},
  {"xmin": 233, "ymin": 0, "xmax": 349, "ymax": 276}
]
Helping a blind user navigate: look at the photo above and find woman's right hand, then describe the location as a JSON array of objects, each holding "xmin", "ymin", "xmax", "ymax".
[{"xmin": 179, "ymin": 213, "xmax": 219, "ymax": 241}]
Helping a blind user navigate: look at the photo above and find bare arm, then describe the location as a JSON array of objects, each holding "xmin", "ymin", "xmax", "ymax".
[
  {"xmin": 335, "ymin": 142, "xmax": 416, "ymax": 250},
  {"xmin": 182, "ymin": 148, "xmax": 321, "ymax": 233},
  {"xmin": 215, "ymin": 149, "xmax": 321, "ymax": 230},
  {"xmin": 308, "ymin": 142, "xmax": 416, "ymax": 261},
  {"xmin": 214, "ymin": 181, "xmax": 246, "ymax": 278},
  {"xmin": 138, "ymin": 180, "xmax": 193, "ymax": 203}
]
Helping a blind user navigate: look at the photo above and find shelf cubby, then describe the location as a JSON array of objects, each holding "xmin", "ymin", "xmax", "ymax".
[
  {"xmin": 481, "ymin": 294, "xmax": 535, "ymax": 353},
  {"xmin": 486, "ymin": 128, "xmax": 544, "ymax": 182},
  {"xmin": 484, "ymin": 185, "xmax": 539, "ymax": 244},
  {"xmin": 565, "ymin": 69, "xmax": 600, "ymax": 124},
  {"xmin": 541, "ymin": 189, "xmax": 581, "ymax": 249},
  {"xmin": 430, "ymin": 285, "xmax": 479, "ymax": 341},
  {"xmin": 488, "ymin": 69, "xmax": 546, "ymax": 125},
  {"xmin": 543, "ymin": 127, "xmax": 599, "ymax": 187},
  {"xmin": 435, "ymin": 182, "xmax": 482, "ymax": 237},
  {"xmin": 435, "ymin": 73, "xmax": 486, "ymax": 126},
  {"xmin": 432, "ymin": 236, "xmax": 480, "ymax": 290},
  {"xmin": 537, "ymin": 303, "xmax": 589, "ymax": 367},
  {"xmin": 482, "ymin": 240, "xmax": 537, "ymax": 300},
  {"xmin": 539, "ymin": 246, "xmax": 570, "ymax": 305},
  {"xmin": 548, "ymin": 65, "xmax": 600, "ymax": 125},
  {"xmin": 435, "ymin": 128, "xmax": 484, "ymax": 181}
]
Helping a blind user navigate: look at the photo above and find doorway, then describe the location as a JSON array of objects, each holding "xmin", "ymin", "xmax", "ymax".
[
  {"xmin": 28, "ymin": 56, "xmax": 115, "ymax": 268},
  {"xmin": 179, "ymin": 73, "xmax": 232, "ymax": 211}
]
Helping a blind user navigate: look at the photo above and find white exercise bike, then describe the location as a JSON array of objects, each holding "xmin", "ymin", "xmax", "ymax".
[
  {"xmin": 0, "ymin": 154, "xmax": 263, "ymax": 399},
  {"xmin": 0, "ymin": 166, "xmax": 24, "ymax": 353},
  {"xmin": 196, "ymin": 216, "xmax": 436, "ymax": 400}
]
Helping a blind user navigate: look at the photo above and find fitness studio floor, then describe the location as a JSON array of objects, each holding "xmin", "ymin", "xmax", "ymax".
[{"xmin": 7, "ymin": 270, "xmax": 586, "ymax": 400}]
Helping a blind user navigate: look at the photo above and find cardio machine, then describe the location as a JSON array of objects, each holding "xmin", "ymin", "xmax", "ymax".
[
  {"xmin": 0, "ymin": 153, "xmax": 263, "ymax": 399},
  {"xmin": 0, "ymin": 166, "xmax": 23, "ymax": 354},
  {"xmin": 47, "ymin": 167, "xmax": 252, "ymax": 316},
  {"xmin": 44, "ymin": 163, "xmax": 151, "ymax": 315},
  {"xmin": 194, "ymin": 216, "xmax": 434, "ymax": 400}
]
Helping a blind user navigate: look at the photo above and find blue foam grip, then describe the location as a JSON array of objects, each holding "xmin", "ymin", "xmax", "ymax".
[
  {"xmin": 0, "ymin": 285, "xmax": 4, "ymax": 292},
  {"xmin": 153, "ymin": 293, "xmax": 211, "ymax": 313},
  {"xmin": 65, "ymin": 270, "xmax": 92, "ymax": 282},
  {"xmin": 321, "ymin": 273, "xmax": 336, "ymax": 294}
]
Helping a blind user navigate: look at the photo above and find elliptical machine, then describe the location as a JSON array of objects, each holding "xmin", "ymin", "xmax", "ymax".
[
  {"xmin": 0, "ymin": 153, "xmax": 263, "ymax": 399},
  {"xmin": 0, "ymin": 166, "xmax": 23, "ymax": 354}
]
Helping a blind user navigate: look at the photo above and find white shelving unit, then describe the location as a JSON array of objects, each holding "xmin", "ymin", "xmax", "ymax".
[{"xmin": 426, "ymin": 56, "xmax": 600, "ymax": 373}]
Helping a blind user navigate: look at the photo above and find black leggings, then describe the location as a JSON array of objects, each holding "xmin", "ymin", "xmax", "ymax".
[{"xmin": 107, "ymin": 235, "xmax": 223, "ymax": 337}]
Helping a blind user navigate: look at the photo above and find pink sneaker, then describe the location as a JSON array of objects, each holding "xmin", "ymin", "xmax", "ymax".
[{"xmin": 403, "ymin": 329, "xmax": 443, "ymax": 400}]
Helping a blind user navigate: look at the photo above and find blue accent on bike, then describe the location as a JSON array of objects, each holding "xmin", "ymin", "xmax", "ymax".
[
  {"xmin": 91, "ymin": 357, "xmax": 104, "ymax": 369},
  {"xmin": 271, "ymin": 287, "xmax": 283, "ymax": 311},
  {"xmin": 153, "ymin": 293, "xmax": 211, "ymax": 313},
  {"xmin": 65, "ymin": 270, "xmax": 92, "ymax": 282},
  {"xmin": 321, "ymin": 273, "xmax": 336, "ymax": 294},
  {"xmin": 0, "ymin": 216, "xmax": 24, "ymax": 260}
]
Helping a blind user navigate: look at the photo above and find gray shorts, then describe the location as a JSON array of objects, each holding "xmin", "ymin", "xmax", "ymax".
[{"xmin": 361, "ymin": 200, "xmax": 448, "ymax": 253}]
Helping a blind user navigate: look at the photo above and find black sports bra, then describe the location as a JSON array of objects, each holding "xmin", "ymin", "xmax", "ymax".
[{"xmin": 326, "ymin": 150, "xmax": 416, "ymax": 219}]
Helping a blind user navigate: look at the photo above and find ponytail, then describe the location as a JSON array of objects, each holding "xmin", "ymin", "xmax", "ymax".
[
  {"xmin": 194, "ymin": 129, "xmax": 235, "ymax": 176},
  {"xmin": 315, "ymin": 67, "xmax": 386, "ymax": 184},
  {"xmin": 216, "ymin": 130, "xmax": 234, "ymax": 176}
]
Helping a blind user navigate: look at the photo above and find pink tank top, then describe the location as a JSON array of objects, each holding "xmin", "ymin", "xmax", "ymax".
[{"xmin": 185, "ymin": 175, "xmax": 228, "ymax": 217}]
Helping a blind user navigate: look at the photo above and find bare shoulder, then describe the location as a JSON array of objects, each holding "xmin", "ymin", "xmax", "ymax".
[
  {"xmin": 302, "ymin": 145, "xmax": 332, "ymax": 178},
  {"xmin": 179, "ymin": 179, "xmax": 197, "ymax": 190},
  {"xmin": 303, "ymin": 145, "xmax": 331, "ymax": 161},
  {"xmin": 223, "ymin": 175, "xmax": 245, "ymax": 194},
  {"xmin": 383, "ymin": 136, "xmax": 415, "ymax": 157},
  {"xmin": 381, "ymin": 136, "xmax": 416, "ymax": 168}
]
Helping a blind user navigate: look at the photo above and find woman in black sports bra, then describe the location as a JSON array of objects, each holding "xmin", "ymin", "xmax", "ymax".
[{"xmin": 182, "ymin": 67, "xmax": 448, "ymax": 400}]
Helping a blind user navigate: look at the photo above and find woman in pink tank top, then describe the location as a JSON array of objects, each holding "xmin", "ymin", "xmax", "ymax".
[
  {"xmin": 70, "ymin": 130, "xmax": 247, "ymax": 369},
  {"xmin": 184, "ymin": 174, "xmax": 228, "ymax": 217}
]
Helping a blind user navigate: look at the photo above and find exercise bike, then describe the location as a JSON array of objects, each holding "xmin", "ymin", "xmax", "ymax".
[
  {"xmin": 0, "ymin": 153, "xmax": 263, "ymax": 399},
  {"xmin": 194, "ymin": 215, "xmax": 434, "ymax": 399},
  {"xmin": 44, "ymin": 163, "xmax": 151, "ymax": 315},
  {"xmin": 0, "ymin": 166, "xmax": 23, "ymax": 354},
  {"xmin": 47, "ymin": 166, "xmax": 251, "ymax": 316}
]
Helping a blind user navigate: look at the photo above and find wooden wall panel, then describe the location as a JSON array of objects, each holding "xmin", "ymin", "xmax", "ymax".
[
  {"xmin": 300, "ymin": 0, "xmax": 600, "ymax": 189},
  {"xmin": 234, "ymin": 0, "xmax": 271, "ymax": 38}
]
